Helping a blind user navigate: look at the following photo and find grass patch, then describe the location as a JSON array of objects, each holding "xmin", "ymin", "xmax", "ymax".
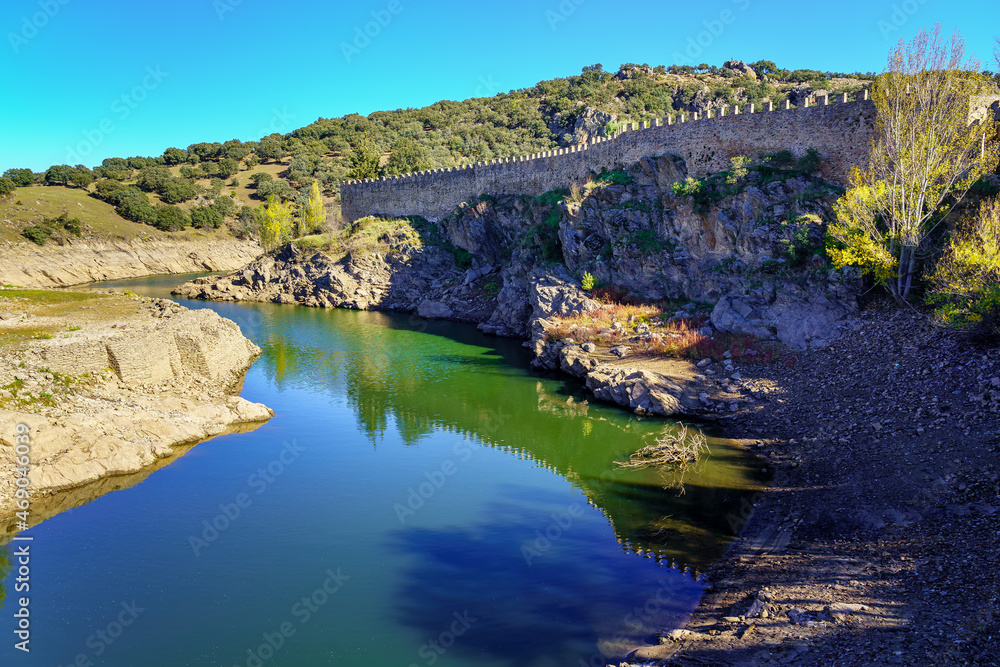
[
  {"xmin": 596, "ymin": 169, "xmax": 633, "ymax": 185},
  {"xmin": 543, "ymin": 289, "xmax": 778, "ymax": 363},
  {"xmin": 533, "ymin": 188, "xmax": 568, "ymax": 206},
  {"xmin": 297, "ymin": 216, "xmax": 430, "ymax": 260},
  {"xmin": 0, "ymin": 287, "xmax": 107, "ymax": 306}
]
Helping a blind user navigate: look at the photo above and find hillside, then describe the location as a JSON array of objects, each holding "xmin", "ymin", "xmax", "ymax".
[
  {"xmin": 3, "ymin": 58, "xmax": 992, "ymax": 252},
  {"xmin": 1, "ymin": 60, "xmax": 877, "ymax": 233}
]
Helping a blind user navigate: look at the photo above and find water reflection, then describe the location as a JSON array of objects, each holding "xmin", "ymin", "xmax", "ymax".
[{"xmin": 239, "ymin": 304, "xmax": 765, "ymax": 569}]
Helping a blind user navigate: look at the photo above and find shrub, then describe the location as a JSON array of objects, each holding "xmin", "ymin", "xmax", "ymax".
[
  {"xmin": 581, "ymin": 271, "xmax": 596, "ymax": 291},
  {"xmin": 154, "ymin": 205, "xmax": 189, "ymax": 231},
  {"xmin": 135, "ymin": 166, "xmax": 172, "ymax": 192},
  {"xmin": 190, "ymin": 205, "xmax": 223, "ymax": 230},
  {"xmin": 596, "ymin": 169, "xmax": 633, "ymax": 185},
  {"xmin": 671, "ymin": 176, "xmax": 703, "ymax": 197},
  {"xmin": 22, "ymin": 225, "xmax": 51, "ymax": 245},
  {"xmin": 160, "ymin": 178, "xmax": 198, "ymax": 204},
  {"xmin": 796, "ymin": 148, "xmax": 821, "ymax": 173},
  {"xmin": 114, "ymin": 190, "xmax": 157, "ymax": 224},
  {"xmin": 764, "ymin": 150, "xmax": 795, "ymax": 168},
  {"xmin": 928, "ymin": 198, "xmax": 1000, "ymax": 341},
  {"xmin": 20, "ymin": 213, "xmax": 82, "ymax": 245},
  {"xmin": 726, "ymin": 155, "xmax": 751, "ymax": 184}
]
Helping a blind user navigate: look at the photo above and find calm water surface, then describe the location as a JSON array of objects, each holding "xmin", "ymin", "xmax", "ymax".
[{"xmin": 1, "ymin": 274, "xmax": 765, "ymax": 666}]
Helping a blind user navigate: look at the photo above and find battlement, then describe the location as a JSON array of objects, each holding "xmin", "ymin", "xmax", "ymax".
[{"xmin": 341, "ymin": 91, "xmax": 877, "ymax": 223}]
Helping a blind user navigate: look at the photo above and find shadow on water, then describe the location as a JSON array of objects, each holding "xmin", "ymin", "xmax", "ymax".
[{"xmin": 388, "ymin": 486, "xmax": 707, "ymax": 666}]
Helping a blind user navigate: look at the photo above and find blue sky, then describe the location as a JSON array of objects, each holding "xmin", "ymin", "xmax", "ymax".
[{"xmin": 1, "ymin": 0, "xmax": 997, "ymax": 172}]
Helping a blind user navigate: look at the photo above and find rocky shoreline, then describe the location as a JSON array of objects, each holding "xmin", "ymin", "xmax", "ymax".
[{"xmin": 0, "ymin": 290, "xmax": 273, "ymax": 532}]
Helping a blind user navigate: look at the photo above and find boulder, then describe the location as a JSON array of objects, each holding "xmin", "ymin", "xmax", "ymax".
[
  {"xmin": 569, "ymin": 107, "xmax": 617, "ymax": 145},
  {"xmin": 585, "ymin": 368, "xmax": 684, "ymax": 416},
  {"xmin": 722, "ymin": 59, "xmax": 758, "ymax": 79},
  {"xmin": 417, "ymin": 299, "xmax": 453, "ymax": 319},
  {"xmin": 711, "ymin": 290, "xmax": 856, "ymax": 350}
]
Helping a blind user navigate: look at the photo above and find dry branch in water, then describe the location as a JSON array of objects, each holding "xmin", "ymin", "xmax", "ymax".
[{"xmin": 616, "ymin": 424, "xmax": 709, "ymax": 470}]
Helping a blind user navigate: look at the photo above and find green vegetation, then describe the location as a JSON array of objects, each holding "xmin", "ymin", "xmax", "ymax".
[
  {"xmin": 828, "ymin": 27, "xmax": 999, "ymax": 303},
  {"xmin": 781, "ymin": 214, "xmax": 826, "ymax": 267},
  {"xmin": 596, "ymin": 169, "xmax": 633, "ymax": 186},
  {"xmin": 581, "ymin": 271, "xmax": 596, "ymax": 291},
  {"xmin": 21, "ymin": 213, "xmax": 83, "ymax": 245},
  {"xmin": 927, "ymin": 198, "xmax": 1000, "ymax": 340},
  {"xmin": 257, "ymin": 195, "xmax": 295, "ymax": 250}
]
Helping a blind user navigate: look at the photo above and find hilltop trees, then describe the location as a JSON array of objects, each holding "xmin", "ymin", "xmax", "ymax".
[
  {"xmin": 3, "ymin": 168, "xmax": 35, "ymax": 187},
  {"xmin": 44, "ymin": 164, "xmax": 93, "ymax": 188},
  {"xmin": 348, "ymin": 139, "xmax": 381, "ymax": 179},
  {"xmin": 829, "ymin": 25, "xmax": 999, "ymax": 302},
  {"xmin": 0, "ymin": 177, "xmax": 15, "ymax": 198}
]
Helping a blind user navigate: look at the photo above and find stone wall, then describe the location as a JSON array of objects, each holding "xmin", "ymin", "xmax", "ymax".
[{"xmin": 341, "ymin": 94, "xmax": 877, "ymax": 222}]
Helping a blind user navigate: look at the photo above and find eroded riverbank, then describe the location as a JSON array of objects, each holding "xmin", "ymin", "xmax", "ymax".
[{"xmin": 0, "ymin": 286, "xmax": 272, "ymax": 525}]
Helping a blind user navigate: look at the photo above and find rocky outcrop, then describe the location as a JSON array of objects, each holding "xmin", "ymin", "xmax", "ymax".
[
  {"xmin": 173, "ymin": 243, "xmax": 497, "ymax": 323},
  {"xmin": 722, "ymin": 60, "xmax": 758, "ymax": 79},
  {"xmin": 0, "ymin": 236, "xmax": 262, "ymax": 288},
  {"xmin": 0, "ymin": 299, "xmax": 272, "ymax": 517},
  {"xmin": 712, "ymin": 289, "xmax": 857, "ymax": 350},
  {"xmin": 551, "ymin": 107, "xmax": 618, "ymax": 146}
]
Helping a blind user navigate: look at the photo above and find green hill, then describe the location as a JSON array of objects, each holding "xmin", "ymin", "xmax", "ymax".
[{"xmin": 1, "ymin": 60, "xmax": 882, "ymax": 242}]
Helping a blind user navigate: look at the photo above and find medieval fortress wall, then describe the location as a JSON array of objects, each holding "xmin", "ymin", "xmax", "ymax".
[{"xmin": 341, "ymin": 93, "xmax": 877, "ymax": 223}]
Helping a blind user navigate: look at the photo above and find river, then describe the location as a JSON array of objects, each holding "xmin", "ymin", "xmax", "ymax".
[{"xmin": 1, "ymin": 274, "xmax": 766, "ymax": 666}]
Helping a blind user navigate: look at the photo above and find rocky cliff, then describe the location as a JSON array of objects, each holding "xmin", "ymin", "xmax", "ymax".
[
  {"xmin": 0, "ymin": 236, "xmax": 262, "ymax": 288},
  {"xmin": 175, "ymin": 152, "xmax": 862, "ymax": 417},
  {"xmin": 0, "ymin": 292, "xmax": 272, "ymax": 523}
]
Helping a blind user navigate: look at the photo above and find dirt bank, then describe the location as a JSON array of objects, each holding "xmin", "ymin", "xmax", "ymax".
[{"xmin": 0, "ymin": 235, "xmax": 261, "ymax": 288}]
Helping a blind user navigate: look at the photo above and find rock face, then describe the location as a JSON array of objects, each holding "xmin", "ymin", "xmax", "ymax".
[
  {"xmin": 0, "ymin": 236, "xmax": 262, "ymax": 288},
  {"xmin": 0, "ymin": 301, "xmax": 272, "ymax": 517},
  {"xmin": 585, "ymin": 366, "xmax": 684, "ymax": 416},
  {"xmin": 712, "ymin": 290, "xmax": 856, "ymax": 350},
  {"xmin": 551, "ymin": 107, "xmax": 618, "ymax": 146},
  {"xmin": 554, "ymin": 154, "xmax": 859, "ymax": 347},
  {"xmin": 173, "ymin": 243, "xmax": 496, "ymax": 323},
  {"xmin": 723, "ymin": 59, "xmax": 758, "ymax": 79}
]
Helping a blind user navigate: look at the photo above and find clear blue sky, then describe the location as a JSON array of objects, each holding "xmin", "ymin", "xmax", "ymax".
[{"xmin": 1, "ymin": 0, "xmax": 997, "ymax": 172}]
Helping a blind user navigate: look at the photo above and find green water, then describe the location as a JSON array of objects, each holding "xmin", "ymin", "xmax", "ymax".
[{"xmin": 1, "ymin": 274, "xmax": 766, "ymax": 666}]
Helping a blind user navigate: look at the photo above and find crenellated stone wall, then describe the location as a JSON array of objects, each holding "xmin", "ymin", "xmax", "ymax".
[{"xmin": 341, "ymin": 93, "xmax": 878, "ymax": 222}]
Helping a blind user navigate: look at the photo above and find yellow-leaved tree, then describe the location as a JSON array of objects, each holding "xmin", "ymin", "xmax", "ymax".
[
  {"xmin": 928, "ymin": 197, "xmax": 1000, "ymax": 333},
  {"xmin": 303, "ymin": 181, "xmax": 326, "ymax": 235},
  {"xmin": 828, "ymin": 25, "xmax": 999, "ymax": 303},
  {"xmin": 257, "ymin": 194, "xmax": 294, "ymax": 250}
]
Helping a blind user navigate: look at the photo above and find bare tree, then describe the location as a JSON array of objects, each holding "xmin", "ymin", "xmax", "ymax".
[{"xmin": 829, "ymin": 25, "xmax": 1000, "ymax": 302}]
